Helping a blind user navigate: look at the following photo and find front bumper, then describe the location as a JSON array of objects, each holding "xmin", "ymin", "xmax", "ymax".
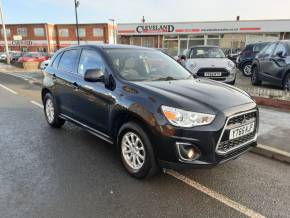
[
  {"xmin": 151, "ymin": 103, "xmax": 258, "ymax": 169},
  {"xmin": 193, "ymin": 67, "xmax": 237, "ymax": 84}
]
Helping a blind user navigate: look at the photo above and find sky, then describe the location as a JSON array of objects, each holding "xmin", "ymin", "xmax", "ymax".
[{"xmin": 1, "ymin": 0, "xmax": 290, "ymax": 24}]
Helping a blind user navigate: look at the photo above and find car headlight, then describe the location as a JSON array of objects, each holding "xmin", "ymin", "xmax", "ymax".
[
  {"xmin": 228, "ymin": 61, "xmax": 235, "ymax": 69},
  {"xmin": 161, "ymin": 106, "xmax": 215, "ymax": 128}
]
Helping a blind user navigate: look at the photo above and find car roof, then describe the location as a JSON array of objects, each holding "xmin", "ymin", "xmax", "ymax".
[{"xmin": 61, "ymin": 44, "xmax": 155, "ymax": 51}]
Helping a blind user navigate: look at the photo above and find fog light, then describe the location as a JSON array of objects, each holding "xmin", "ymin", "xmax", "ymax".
[{"xmin": 176, "ymin": 143, "xmax": 200, "ymax": 161}]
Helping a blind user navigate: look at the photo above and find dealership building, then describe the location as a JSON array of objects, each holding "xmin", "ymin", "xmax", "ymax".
[
  {"xmin": 0, "ymin": 23, "xmax": 114, "ymax": 53},
  {"xmin": 117, "ymin": 19, "xmax": 290, "ymax": 56}
]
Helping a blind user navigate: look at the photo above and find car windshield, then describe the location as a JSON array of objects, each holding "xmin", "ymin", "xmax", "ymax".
[
  {"xmin": 190, "ymin": 47, "xmax": 225, "ymax": 58},
  {"xmin": 104, "ymin": 48, "xmax": 192, "ymax": 82},
  {"xmin": 23, "ymin": 53, "xmax": 39, "ymax": 57}
]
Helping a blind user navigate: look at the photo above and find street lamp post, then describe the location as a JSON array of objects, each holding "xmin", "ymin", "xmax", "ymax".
[
  {"xmin": 74, "ymin": 0, "xmax": 80, "ymax": 45},
  {"xmin": 109, "ymin": 19, "xmax": 116, "ymax": 44},
  {"xmin": 0, "ymin": 0, "xmax": 10, "ymax": 64}
]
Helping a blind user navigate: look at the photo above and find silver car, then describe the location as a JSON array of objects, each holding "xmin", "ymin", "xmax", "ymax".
[{"xmin": 181, "ymin": 46, "xmax": 237, "ymax": 85}]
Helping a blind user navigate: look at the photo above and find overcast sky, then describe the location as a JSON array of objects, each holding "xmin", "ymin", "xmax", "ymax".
[{"xmin": 2, "ymin": 0, "xmax": 290, "ymax": 24}]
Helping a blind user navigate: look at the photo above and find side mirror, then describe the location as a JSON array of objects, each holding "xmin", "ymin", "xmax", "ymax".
[
  {"xmin": 180, "ymin": 55, "xmax": 186, "ymax": 60},
  {"xmin": 276, "ymin": 51, "xmax": 285, "ymax": 58},
  {"xmin": 84, "ymin": 68, "xmax": 104, "ymax": 82}
]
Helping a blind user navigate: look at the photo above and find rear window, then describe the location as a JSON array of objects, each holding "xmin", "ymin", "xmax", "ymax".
[{"xmin": 58, "ymin": 49, "xmax": 79, "ymax": 73}]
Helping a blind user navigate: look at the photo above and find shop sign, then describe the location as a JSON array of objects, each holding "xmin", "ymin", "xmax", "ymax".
[
  {"xmin": 136, "ymin": 24, "xmax": 175, "ymax": 33},
  {"xmin": 12, "ymin": 40, "xmax": 33, "ymax": 46}
]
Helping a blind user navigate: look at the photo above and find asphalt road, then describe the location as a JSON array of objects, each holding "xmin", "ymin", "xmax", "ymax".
[{"xmin": 0, "ymin": 73, "xmax": 290, "ymax": 218}]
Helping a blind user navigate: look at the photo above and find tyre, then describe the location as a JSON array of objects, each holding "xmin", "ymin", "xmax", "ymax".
[
  {"xmin": 251, "ymin": 66, "xmax": 262, "ymax": 86},
  {"xmin": 44, "ymin": 93, "xmax": 65, "ymax": 128},
  {"xmin": 242, "ymin": 62, "xmax": 252, "ymax": 77},
  {"xmin": 118, "ymin": 122, "xmax": 159, "ymax": 179},
  {"xmin": 282, "ymin": 73, "xmax": 290, "ymax": 91}
]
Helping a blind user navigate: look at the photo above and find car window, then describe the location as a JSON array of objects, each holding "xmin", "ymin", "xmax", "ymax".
[
  {"xmin": 264, "ymin": 43, "xmax": 276, "ymax": 57},
  {"xmin": 51, "ymin": 53, "xmax": 62, "ymax": 69},
  {"xmin": 253, "ymin": 43, "xmax": 268, "ymax": 52},
  {"xmin": 189, "ymin": 47, "xmax": 225, "ymax": 58},
  {"xmin": 78, "ymin": 49, "xmax": 105, "ymax": 77},
  {"xmin": 273, "ymin": 43, "xmax": 287, "ymax": 56},
  {"xmin": 105, "ymin": 48, "xmax": 192, "ymax": 82},
  {"xmin": 58, "ymin": 49, "xmax": 79, "ymax": 73}
]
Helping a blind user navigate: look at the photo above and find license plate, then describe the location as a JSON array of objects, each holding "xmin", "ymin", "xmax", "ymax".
[
  {"xmin": 204, "ymin": 72, "xmax": 222, "ymax": 77},
  {"xmin": 229, "ymin": 122, "xmax": 255, "ymax": 140}
]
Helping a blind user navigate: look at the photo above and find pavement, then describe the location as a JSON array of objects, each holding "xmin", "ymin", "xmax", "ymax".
[{"xmin": 1, "ymin": 72, "xmax": 290, "ymax": 218}]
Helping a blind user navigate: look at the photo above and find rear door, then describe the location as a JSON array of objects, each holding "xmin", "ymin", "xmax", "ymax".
[
  {"xmin": 259, "ymin": 43, "xmax": 277, "ymax": 79},
  {"xmin": 54, "ymin": 49, "xmax": 81, "ymax": 117}
]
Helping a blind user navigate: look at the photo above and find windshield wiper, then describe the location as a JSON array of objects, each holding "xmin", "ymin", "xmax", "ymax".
[{"xmin": 153, "ymin": 76, "xmax": 177, "ymax": 81}]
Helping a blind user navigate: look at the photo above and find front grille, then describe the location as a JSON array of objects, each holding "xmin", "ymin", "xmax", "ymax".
[
  {"xmin": 197, "ymin": 68, "xmax": 229, "ymax": 77},
  {"xmin": 216, "ymin": 110, "xmax": 258, "ymax": 154}
]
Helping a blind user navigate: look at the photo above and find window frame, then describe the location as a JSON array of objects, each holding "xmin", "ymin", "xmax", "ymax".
[
  {"xmin": 17, "ymin": 27, "xmax": 28, "ymax": 37},
  {"xmin": 58, "ymin": 28, "xmax": 69, "ymax": 37}
]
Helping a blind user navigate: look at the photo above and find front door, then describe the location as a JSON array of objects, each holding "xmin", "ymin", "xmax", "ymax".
[{"xmin": 74, "ymin": 49, "xmax": 113, "ymax": 134}]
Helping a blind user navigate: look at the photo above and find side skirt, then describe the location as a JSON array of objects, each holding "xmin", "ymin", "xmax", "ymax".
[{"xmin": 59, "ymin": 113, "xmax": 114, "ymax": 144}]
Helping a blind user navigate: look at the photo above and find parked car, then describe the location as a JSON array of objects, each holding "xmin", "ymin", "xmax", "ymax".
[
  {"xmin": 224, "ymin": 48, "xmax": 241, "ymax": 65},
  {"xmin": 237, "ymin": 42, "xmax": 270, "ymax": 77},
  {"xmin": 181, "ymin": 46, "xmax": 237, "ymax": 85},
  {"xmin": 251, "ymin": 41, "xmax": 290, "ymax": 90},
  {"xmin": 40, "ymin": 59, "xmax": 51, "ymax": 70},
  {"xmin": 18, "ymin": 52, "xmax": 49, "ymax": 63},
  {"xmin": 0, "ymin": 53, "xmax": 8, "ymax": 61},
  {"xmin": 42, "ymin": 45, "xmax": 258, "ymax": 178}
]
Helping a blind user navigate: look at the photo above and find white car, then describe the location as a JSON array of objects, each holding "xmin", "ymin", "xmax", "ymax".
[
  {"xmin": 0, "ymin": 53, "xmax": 7, "ymax": 61},
  {"xmin": 182, "ymin": 46, "xmax": 237, "ymax": 85},
  {"xmin": 40, "ymin": 59, "xmax": 51, "ymax": 70}
]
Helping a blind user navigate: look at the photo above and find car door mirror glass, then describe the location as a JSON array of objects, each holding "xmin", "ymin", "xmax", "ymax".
[{"xmin": 84, "ymin": 69, "xmax": 104, "ymax": 82}]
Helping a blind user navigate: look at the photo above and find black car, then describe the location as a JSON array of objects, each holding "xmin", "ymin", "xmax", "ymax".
[
  {"xmin": 251, "ymin": 41, "xmax": 290, "ymax": 90},
  {"xmin": 237, "ymin": 42, "xmax": 270, "ymax": 76},
  {"xmin": 42, "ymin": 45, "xmax": 259, "ymax": 178}
]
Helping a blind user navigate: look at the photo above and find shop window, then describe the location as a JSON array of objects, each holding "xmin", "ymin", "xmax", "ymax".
[
  {"xmin": 188, "ymin": 35, "xmax": 204, "ymax": 39},
  {"xmin": 179, "ymin": 40, "xmax": 188, "ymax": 55},
  {"xmin": 34, "ymin": 28, "xmax": 45, "ymax": 37},
  {"xmin": 179, "ymin": 35, "xmax": 188, "ymax": 39},
  {"xmin": 207, "ymin": 35, "xmax": 220, "ymax": 38},
  {"xmin": 163, "ymin": 40, "xmax": 178, "ymax": 56},
  {"xmin": 130, "ymin": 37, "xmax": 141, "ymax": 46},
  {"xmin": 17, "ymin": 28, "xmax": 27, "ymax": 37},
  {"xmin": 1, "ymin": 28, "xmax": 11, "ymax": 37},
  {"xmin": 93, "ymin": 28, "xmax": 103, "ymax": 37},
  {"xmin": 142, "ymin": 37, "xmax": 154, "ymax": 48},
  {"xmin": 164, "ymin": 35, "xmax": 178, "ymax": 39},
  {"xmin": 58, "ymin": 28, "xmax": 69, "ymax": 37},
  {"xmin": 76, "ymin": 28, "xmax": 86, "ymax": 37},
  {"xmin": 21, "ymin": 47, "xmax": 28, "ymax": 52},
  {"xmin": 207, "ymin": 39, "xmax": 220, "ymax": 46},
  {"xmin": 188, "ymin": 39, "xmax": 205, "ymax": 48}
]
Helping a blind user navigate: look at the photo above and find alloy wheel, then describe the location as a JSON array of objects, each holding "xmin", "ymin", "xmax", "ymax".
[
  {"xmin": 243, "ymin": 64, "xmax": 252, "ymax": 76},
  {"xmin": 45, "ymin": 98, "xmax": 55, "ymax": 123},
  {"xmin": 121, "ymin": 132, "xmax": 146, "ymax": 170}
]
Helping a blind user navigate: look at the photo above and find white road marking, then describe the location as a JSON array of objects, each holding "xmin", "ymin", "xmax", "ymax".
[
  {"xmin": 166, "ymin": 170, "xmax": 265, "ymax": 218},
  {"xmin": 0, "ymin": 84, "xmax": 18, "ymax": 95},
  {"xmin": 30, "ymin": 100, "xmax": 44, "ymax": 109}
]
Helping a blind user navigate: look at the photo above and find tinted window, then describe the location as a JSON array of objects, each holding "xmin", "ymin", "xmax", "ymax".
[
  {"xmin": 274, "ymin": 43, "xmax": 287, "ymax": 56},
  {"xmin": 244, "ymin": 44, "xmax": 253, "ymax": 51},
  {"xmin": 105, "ymin": 49, "xmax": 191, "ymax": 82},
  {"xmin": 78, "ymin": 49, "xmax": 105, "ymax": 76},
  {"xmin": 253, "ymin": 43, "xmax": 268, "ymax": 52},
  {"xmin": 58, "ymin": 49, "xmax": 79, "ymax": 72},
  {"xmin": 264, "ymin": 43, "xmax": 276, "ymax": 56}
]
